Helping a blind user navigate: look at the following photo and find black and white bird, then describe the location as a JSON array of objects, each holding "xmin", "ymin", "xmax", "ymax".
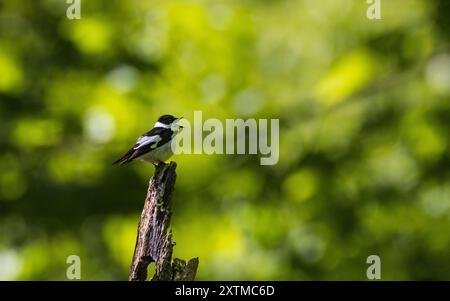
[{"xmin": 113, "ymin": 114, "xmax": 183, "ymax": 166}]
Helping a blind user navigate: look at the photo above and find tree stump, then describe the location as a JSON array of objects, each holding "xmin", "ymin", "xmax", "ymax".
[{"xmin": 129, "ymin": 162, "xmax": 199, "ymax": 281}]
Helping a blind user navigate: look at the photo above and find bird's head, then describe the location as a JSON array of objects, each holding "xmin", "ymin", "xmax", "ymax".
[{"xmin": 155, "ymin": 114, "xmax": 184, "ymax": 131}]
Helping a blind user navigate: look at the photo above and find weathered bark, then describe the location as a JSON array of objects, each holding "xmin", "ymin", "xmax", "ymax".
[{"xmin": 129, "ymin": 161, "xmax": 199, "ymax": 281}]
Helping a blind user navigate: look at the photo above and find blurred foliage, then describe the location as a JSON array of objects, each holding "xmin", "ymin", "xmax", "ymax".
[{"xmin": 0, "ymin": 0, "xmax": 449, "ymax": 280}]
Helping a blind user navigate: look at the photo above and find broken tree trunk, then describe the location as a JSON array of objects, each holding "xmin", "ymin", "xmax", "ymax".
[{"xmin": 129, "ymin": 161, "xmax": 199, "ymax": 281}]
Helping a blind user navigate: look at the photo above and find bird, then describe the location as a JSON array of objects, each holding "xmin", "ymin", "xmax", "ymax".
[{"xmin": 113, "ymin": 114, "xmax": 183, "ymax": 166}]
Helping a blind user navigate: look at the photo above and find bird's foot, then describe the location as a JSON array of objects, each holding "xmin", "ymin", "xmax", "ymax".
[{"xmin": 153, "ymin": 161, "xmax": 166, "ymax": 168}]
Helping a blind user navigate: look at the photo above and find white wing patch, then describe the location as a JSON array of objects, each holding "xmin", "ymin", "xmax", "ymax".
[{"xmin": 134, "ymin": 135, "xmax": 161, "ymax": 150}]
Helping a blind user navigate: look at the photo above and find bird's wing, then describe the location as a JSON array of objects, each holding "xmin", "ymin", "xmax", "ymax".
[
  {"xmin": 134, "ymin": 134, "xmax": 162, "ymax": 150},
  {"xmin": 113, "ymin": 128, "xmax": 173, "ymax": 165}
]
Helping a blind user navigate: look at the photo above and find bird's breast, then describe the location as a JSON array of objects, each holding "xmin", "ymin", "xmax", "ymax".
[{"xmin": 140, "ymin": 142, "xmax": 174, "ymax": 163}]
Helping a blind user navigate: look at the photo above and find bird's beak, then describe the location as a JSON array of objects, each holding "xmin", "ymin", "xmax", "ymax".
[{"xmin": 176, "ymin": 117, "xmax": 184, "ymax": 128}]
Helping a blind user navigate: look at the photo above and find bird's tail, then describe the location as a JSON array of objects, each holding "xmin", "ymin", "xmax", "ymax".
[{"xmin": 112, "ymin": 149, "xmax": 135, "ymax": 165}]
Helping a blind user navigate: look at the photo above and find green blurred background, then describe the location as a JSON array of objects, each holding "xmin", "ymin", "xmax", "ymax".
[{"xmin": 0, "ymin": 0, "xmax": 449, "ymax": 280}]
